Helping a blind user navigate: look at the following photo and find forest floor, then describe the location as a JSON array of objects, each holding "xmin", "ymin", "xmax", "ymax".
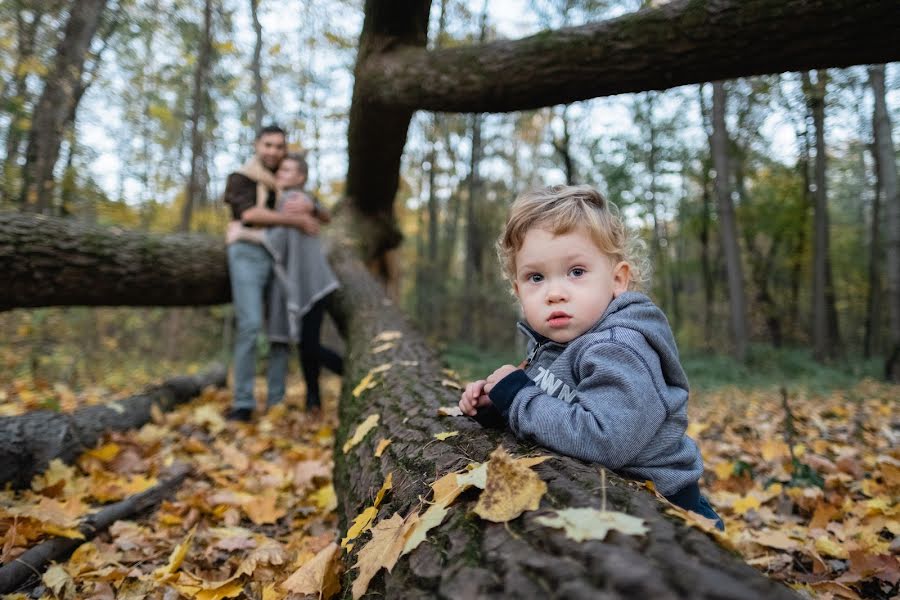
[{"xmin": 0, "ymin": 350, "xmax": 897, "ymax": 599}]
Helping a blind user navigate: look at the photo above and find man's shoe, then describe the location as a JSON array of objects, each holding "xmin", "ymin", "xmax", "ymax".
[{"xmin": 227, "ymin": 407, "xmax": 253, "ymax": 422}]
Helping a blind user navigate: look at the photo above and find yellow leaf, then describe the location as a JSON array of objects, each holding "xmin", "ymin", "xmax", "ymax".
[
  {"xmin": 262, "ymin": 583, "xmax": 283, "ymax": 600},
  {"xmin": 341, "ymin": 506, "xmax": 378, "ymax": 548},
  {"xmin": 372, "ymin": 331, "xmax": 402, "ymax": 344},
  {"xmin": 351, "ymin": 372, "xmax": 379, "ymax": 398},
  {"xmin": 455, "ymin": 462, "xmax": 488, "ymax": 491},
  {"xmin": 154, "ymin": 525, "xmax": 197, "ymax": 579},
  {"xmin": 434, "ymin": 431, "xmax": 459, "ymax": 441},
  {"xmin": 352, "ymin": 514, "xmax": 408, "ymax": 599},
  {"xmin": 371, "ymin": 342, "xmax": 395, "ymax": 354},
  {"xmin": 750, "ymin": 529, "xmax": 798, "ymax": 551},
  {"xmin": 43, "ymin": 564, "xmax": 74, "ymax": 598},
  {"xmin": 713, "ymin": 461, "xmax": 734, "ymax": 481},
  {"xmin": 437, "ymin": 406, "xmax": 463, "ymax": 417},
  {"xmin": 814, "ymin": 535, "xmax": 849, "ymax": 559},
  {"xmin": 401, "ymin": 503, "xmax": 447, "ymax": 556},
  {"xmin": 281, "ymin": 542, "xmax": 342, "ymax": 599},
  {"xmin": 732, "ymin": 494, "xmax": 762, "ymax": 516},
  {"xmin": 85, "ymin": 442, "xmax": 121, "ymax": 462},
  {"xmin": 195, "ymin": 581, "xmax": 246, "ymax": 600},
  {"xmin": 441, "ymin": 379, "xmax": 462, "ymax": 390},
  {"xmin": 242, "ymin": 488, "xmax": 286, "ymax": 525},
  {"xmin": 760, "ymin": 439, "xmax": 789, "ymax": 462},
  {"xmin": 42, "ymin": 525, "xmax": 85, "ymax": 539},
  {"xmin": 343, "ymin": 414, "xmax": 380, "ymax": 453},
  {"xmin": 374, "ymin": 473, "xmax": 393, "ymax": 508},
  {"xmin": 374, "ymin": 438, "xmax": 392, "ymax": 458},
  {"xmin": 536, "ymin": 507, "xmax": 648, "ymax": 541},
  {"xmin": 473, "ymin": 446, "xmax": 547, "ymax": 522},
  {"xmin": 312, "ymin": 484, "xmax": 337, "ymax": 512}
]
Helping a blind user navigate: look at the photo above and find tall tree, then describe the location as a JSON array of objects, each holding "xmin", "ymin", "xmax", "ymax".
[
  {"xmin": 19, "ymin": 0, "xmax": 109, "ymax": 212},
  {"xmin": 181, "ymin": 0, "xmax": 214, "ymax": 232},
  {"xmin": 710, "ymin": 81, "xmax": 749, "ymax": 361},
  {"xmin": 804, "ymin": 70, "xmax": 840, "ymax": 361},
  {"xmin": 249, "ymin": 0, "xmax": 265, "ymax": 134},
  {"xmin": 460, "ymin": 0, "xmax": 489, "ymax": 340},
  {"xmin": 347, "ymin": 0, "xmax": 900, "ymax": 284},
  {"xmin": 868, "ymin": 64, "xmax": 900, "ymax": 381}
]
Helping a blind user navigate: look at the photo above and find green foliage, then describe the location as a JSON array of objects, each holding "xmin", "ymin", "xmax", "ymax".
[{"xmin": 680, "ymin": 344, "xmax": 884, "ymax": 393}]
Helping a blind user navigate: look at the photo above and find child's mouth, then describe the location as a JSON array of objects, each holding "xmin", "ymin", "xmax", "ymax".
[{"xmin": 547, "ymin": 312, "xmax": 572, "ymax": 328}]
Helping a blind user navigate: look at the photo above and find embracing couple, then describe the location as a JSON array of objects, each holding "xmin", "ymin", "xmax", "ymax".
[{"xmin": 223, "ymin": 124, "xmax": 343, "ymax": 422}]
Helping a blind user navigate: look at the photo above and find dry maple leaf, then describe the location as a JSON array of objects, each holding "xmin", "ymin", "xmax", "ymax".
[
  {"xmin": 351, "ymin": 513, "xmax": 407, "ymax": 599},
  {"xmin": 473, "ymin": 446, "xmax": 547, "ymax": 522},
  {"xmin": 281, "ymin": 542, "xmax": 342, "ymax": 600}
]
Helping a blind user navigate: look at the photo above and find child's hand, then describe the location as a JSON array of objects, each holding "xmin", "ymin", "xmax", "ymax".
[
  {"xmin": 459, "ymin": 380, "xmax": 491, "ymax": 416},
  {"xmin": 483, "ymin": 364, "xmax": 519, "ymax": 395}
]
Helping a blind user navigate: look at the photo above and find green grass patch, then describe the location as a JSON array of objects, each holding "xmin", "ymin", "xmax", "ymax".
[{"xmin": 681, "ymin": 344, "xmax": 884, "ymax": 393}]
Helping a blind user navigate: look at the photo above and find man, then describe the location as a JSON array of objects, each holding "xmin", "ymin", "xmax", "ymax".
[{"xmin": 223, "ymin": 125, "xmax": 318, "ymax": 422}]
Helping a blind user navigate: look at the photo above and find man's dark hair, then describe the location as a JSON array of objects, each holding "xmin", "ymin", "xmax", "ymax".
[
  {"xmin": 282, "ymin": 152, "xmax": 308, "ymax": 176},
  {"xmin": 256, "ymin": 124, "xmax": 286, "ymax": 140}
]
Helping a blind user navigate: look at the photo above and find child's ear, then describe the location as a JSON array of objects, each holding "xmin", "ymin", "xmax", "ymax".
[{"xmin": 612, "ymin": 261, "xmax": 631, "ymax": 296}]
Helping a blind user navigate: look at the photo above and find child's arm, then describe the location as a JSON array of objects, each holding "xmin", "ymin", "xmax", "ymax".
[{"xmin": 486, "ymin": 343, "xmax": 670, "ymax": 469}]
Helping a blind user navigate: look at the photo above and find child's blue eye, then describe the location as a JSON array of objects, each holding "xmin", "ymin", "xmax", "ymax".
[
  {"xmin": 570, "ymin": 268, "xmax": 586, "ymax": 277},
  {"xmin": 528, "ymin": 273, "xmax": 544, "ymax": 283}
]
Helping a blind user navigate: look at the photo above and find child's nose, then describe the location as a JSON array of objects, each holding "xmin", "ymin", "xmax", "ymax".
[{"xmin": 546, "ymin": 285, "xmax": 567, "ymax": 303}]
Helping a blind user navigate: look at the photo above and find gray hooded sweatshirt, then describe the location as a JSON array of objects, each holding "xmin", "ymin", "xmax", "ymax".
[{"xmin": 485, "ymin": 291, "xmax": 703, "ymax": 496}]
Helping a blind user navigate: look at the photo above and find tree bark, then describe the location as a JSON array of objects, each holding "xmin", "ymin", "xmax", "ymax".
[
  {"xmin": 868, "ymin": 64, "xmax": 900, "ymax": 381},
  {"xmin": 249, "ymin": 0, "xmax": 265, "ymax": 134},
  {"xmin": 710, "ymin": 81, "xmax": 748, "ymax": 361},
  {"xmin": 805, "ymin": 70, "xmax": 839, "ymax": 362},
  {"xmin": 0, "ymin": 213, "xmax": 230, "ymax": 311},
  {"xmin": 0, "ymin": 366, "xmax": 224, "ymax": 489},
  {"xmin": 328, "ymin": 239, "xmax": 800, "ymax": 600},
  {"xmin": 0, "ymin": 463, "xmax": 192, "ymax": 595},
  {"xmin": 344, "ymin": 0, "xmax": 431, "ymax": 266},
  {"xmin": 356, "ymin": 0, "xmax": 900, "ymax": 114},
  {"xmin": 181, "ymin": 0, "xmax": 214, "ymax": 232},
  {"xmin": 20, "ymin": 0, "xmax": 109, "ymax": 212}
]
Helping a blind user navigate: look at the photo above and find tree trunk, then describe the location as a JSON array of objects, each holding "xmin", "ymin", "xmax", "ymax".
[
  {"xmin": 344, "ymin": 0, "xmax": 430, "ymax": 268},
  {"xmin": 551, "ymin": 105, "xmax": 577, "ymax": 184},
  {"xmin": 710, "ymin": 81, "xmax": 748, "ymax": 361},
  {"xmin": 868, "ymin": 64, "xmax": 900, "ymax": 381},
  {"xmin": 460, "ymin": 111, "xmax": 484, "ymax": 340},
  {"xmin": 327, "ymin": 239, "xmax": 800, "ymax": 600},
  {"xmin": 0, "ymin": 366, "xmax": 225, "ymax": 489},
  {"xmin": 19, "ymin": 0, "xmax": 109, "ymax": 212},
  {"xmin": 250, "ymin": 0, "xmax": 265, "ymax": 134},
  {"xmin": 356, "ymin": 0, "xmax": 900, "ymax": 114},
  {"xmin": 0, "ymin": 213, "xmax": 230, "ymax": 310},
  {"xmin": 805, "ymin": 70, "xmax": 839, "ymax": 362},
  {"xmin": 346, "ymin": 0, "xmax": 900, "ymax": 272},
  {"xmin": 181, "ymin": 0, "xmax": 214, "ymax": 232}
]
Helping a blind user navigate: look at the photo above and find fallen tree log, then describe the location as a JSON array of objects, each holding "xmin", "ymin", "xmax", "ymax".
[
  {"xmin": 0, "ymin": 213, "xmax": 229, "ymax": 310},
  {"xmin": 0, "ymin": 463, "xmax": 192, "ymax": 595},
  {"xmin": 329, "ymin": 243, "xmax": 799, "ymax": 599},
  {"xmin": 0, "ymin": 365, "xmax": 226, "ymax": 489}
]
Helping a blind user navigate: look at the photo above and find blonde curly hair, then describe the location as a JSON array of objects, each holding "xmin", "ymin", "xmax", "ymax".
[{"xmin": 497, "ymin": 184, "xmax": 649, "ymax": 290}]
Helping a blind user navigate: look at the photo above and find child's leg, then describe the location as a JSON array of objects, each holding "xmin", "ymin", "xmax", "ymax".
[
  {"xmin": 298, "ymin": 299, "xmax": 327, "ymax": 409},
  {"xmin": 665, "ymin": 482, "xmax": 725, "ymax": 531}
]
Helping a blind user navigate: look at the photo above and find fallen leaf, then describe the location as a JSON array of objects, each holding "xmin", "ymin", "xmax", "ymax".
[
  {"xmin": 441, "ymin": 379, "xmax": 462, "ymax": 390},
  {"xmin": 374, "ymin": 438, "xmax": 392, "ymax": 458},
  {"xmin": 371, "ymin": 331, "xmax": 402, "ymax": 344},
  {"xmin": 371, "ymin": 342, "xmax": 395, "ymax": 354},
  {"xmin": 434, "ymin": 431, "xmax": 459, "ymax": 441},
  {"xmin": 341, "ymin": 507, "xmax": 378, "ymax": 548},
  {"xmin": 536, "ymin": 507, "xmax": 648, "ymax": 541},
  {"xmin": 343, "ymin": 414, "xmax": 380, "ymax": 453},
  {"xmin": 437, "ymin": 406, "xmax": 463, "ymax": 417},
  {"xmin": 473, "ymin": 446, "xmax": 547, "ymax": 522},
  {"xmin": 374, "ymin": 473, "xmax": 393, "ymax": 508},
  {"xmin": 154, "ymin": 525, "xmax": 197, "ymax": 579},
  {"xmin": 281, "ymin": 542, "xmax": 341, "ymax": 599},
  {"xmin": 352, "ymin": 514, "xmax": 407, "ymax": 599},
  {"xmin": 401, "ymin": 503, "xmax": 448, "ymax": 556},
  {"xmin": 43, "ymin": 564, "xmax": 75, "ymax": 599}
]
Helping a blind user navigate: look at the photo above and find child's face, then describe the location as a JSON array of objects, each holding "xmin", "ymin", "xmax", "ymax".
[
  {"xmin": 276, "ymin": 159, "xmax": 307, "ymax": 189},
  {"xmin": 513, "ymin": 226, "xmax": 630, "ymax": 344}
]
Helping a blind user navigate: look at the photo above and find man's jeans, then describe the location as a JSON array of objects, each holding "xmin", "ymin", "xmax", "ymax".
[{"xmin": 228, "ymin": 242, "xmax": 274, "ymax": 410}]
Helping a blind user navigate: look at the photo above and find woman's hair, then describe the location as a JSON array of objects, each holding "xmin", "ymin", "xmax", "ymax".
[
  {"xmin": 282, "ymin": 152, "xmax": 308, "ymax": 176},
  {"xmin": 497, "ymin": 184, "xmax": 649, "ymax": 290}
]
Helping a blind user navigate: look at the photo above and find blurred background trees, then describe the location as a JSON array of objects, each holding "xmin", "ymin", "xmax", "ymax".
[{"xmin": 0, "ymin": 0, "xmax": 897, "ymax": 386}]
